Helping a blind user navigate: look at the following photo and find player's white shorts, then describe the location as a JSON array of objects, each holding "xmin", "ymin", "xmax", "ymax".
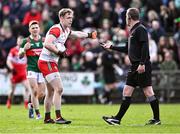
[{"xmin": 27, "ymin": 71, "xmax": 45, "ymax": 83}]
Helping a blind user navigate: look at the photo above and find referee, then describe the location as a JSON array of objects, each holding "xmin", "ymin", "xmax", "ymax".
[{"xmin": 101, "ymin": 8, "xmax": 161, "ymax": 125}]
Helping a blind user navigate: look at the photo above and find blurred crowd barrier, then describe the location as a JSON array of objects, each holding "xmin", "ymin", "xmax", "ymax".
[{"xmin": 0, "ymin": 70, "xmax": 180, "ymax": 104}]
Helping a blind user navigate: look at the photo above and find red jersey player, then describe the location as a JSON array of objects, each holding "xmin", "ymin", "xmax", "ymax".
[{"xmin": 6, "ymin": 36, "xmax": 31, "ymax": 109}]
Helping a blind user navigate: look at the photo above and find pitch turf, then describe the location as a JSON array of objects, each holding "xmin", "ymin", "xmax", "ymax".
[{"xmin": 0, "ymin": 104, "xmax": 180, "ymax": 133}]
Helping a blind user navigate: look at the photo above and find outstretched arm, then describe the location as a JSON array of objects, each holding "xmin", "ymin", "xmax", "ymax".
[
  {"xmin": 70, "ymin": 31, "xmax": 97, "ymax": 39},
  {"xmin": 101, "ymin": 41, "xmax": 128, "ymax": 53}
]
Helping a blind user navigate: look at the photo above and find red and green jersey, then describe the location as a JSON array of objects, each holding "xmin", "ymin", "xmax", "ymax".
[{"xmin": 21, "ymin": 36, "xmax": 44, "ymax": 72}]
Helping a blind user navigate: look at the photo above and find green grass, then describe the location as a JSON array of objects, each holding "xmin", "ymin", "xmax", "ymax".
[{"xmin": 0, "ymin": 104, "xmax": 180, "ymax": 133}]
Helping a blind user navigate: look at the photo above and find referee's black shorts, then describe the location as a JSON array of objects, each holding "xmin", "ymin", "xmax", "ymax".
[{"xmin": 126, "ymin": 63, "xmax": 152, "ymax": 88}]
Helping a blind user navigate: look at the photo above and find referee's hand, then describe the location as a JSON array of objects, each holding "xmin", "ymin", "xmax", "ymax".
[
  {"xmin": 136, "ymin": 65, "xmax": 145, "ymax": 73},
  {"xmin": 100, "ymin": 40, "xmax": 112, "ymax": 49}
]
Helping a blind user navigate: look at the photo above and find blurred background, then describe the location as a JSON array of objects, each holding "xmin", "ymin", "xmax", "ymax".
[{"xmin": 0, "ymin": 0, "xmax": 180, "ymax": 104}]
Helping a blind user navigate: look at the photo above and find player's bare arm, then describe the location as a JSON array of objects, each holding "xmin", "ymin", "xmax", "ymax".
[
  {"xmin": 44, "ymin": 34, "xmax": 64, "ymax": 56},
  {"xmin": 6, "ymin": 58, "xmax": 13, "ymax": 71},
  {"xmin": 70, "ymin": 30, "xmax": 97, "ymax": 39}
]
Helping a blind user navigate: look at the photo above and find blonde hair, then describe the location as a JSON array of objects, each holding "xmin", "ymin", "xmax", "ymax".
[{"xmin": 58, "ymin": 8, "xmax": 74, "ymax": 17}]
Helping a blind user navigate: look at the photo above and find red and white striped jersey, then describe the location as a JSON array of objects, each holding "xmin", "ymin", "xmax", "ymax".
[{"xmin": 39, "ymin": 24, "xmax": 71, "ymax": 63}]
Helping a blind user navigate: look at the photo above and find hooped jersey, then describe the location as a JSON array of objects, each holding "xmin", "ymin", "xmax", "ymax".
[
  {"xmin": 21, "ymin": 36, "xmax": 44, "ymax": 72},
  {"xmin": 39, "ymin": 23, "xmax": 71, "ymax": 63},
  {"xmin": 7, "ymin": 46, "xmax": 27, "ymax": 73}
]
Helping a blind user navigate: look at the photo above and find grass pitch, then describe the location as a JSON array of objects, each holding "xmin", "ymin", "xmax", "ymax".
[{"xmin": 0, "ymin": 104, "xmax": 180, "ymax": 133}]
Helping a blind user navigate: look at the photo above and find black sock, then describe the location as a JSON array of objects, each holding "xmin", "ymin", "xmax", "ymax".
[
  {"xmin": 45, "ymin": 112, "xmax": 51, "ymax": 120},
  {"xmin": 28, "ymin": 95, "xmax": 31, "ymax": 103},
  {"xmin": 55, "ymin": 110, "xmax": 61, "ymax": 119},
  {"xmin": 149, "ymin": 96, "xmax": 160, "ymax": 120},
  {"xmin": 35, "ymin": 109, "xmax": 40, "ymax": 115},
  {"xmin": 115, "ymin": 96, "xmax": 131, "ymax": 120}
]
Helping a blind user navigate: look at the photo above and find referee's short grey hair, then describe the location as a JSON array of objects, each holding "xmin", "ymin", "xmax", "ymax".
[
  {"xmin": 127, "ymin": 8, "xmax": 140, "ymax": 21},
  {"xmin": 58, "ymin": 8, "xmax": 74, "ymax": 17}
]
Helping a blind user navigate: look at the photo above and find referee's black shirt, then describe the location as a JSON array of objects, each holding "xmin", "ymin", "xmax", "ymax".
[{"xmin": 110, "ymin": 22, "xmax": 150, "ymax": 65}]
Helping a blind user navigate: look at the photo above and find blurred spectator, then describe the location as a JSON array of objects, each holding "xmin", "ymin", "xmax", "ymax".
[
  {"xmin": 0, "ymin": 28, "xmax": 16, "ymax": 54},
  {"xmin": 159, "ymin": 50, "xmax": 178, "ymax": 102},
  {"xmin": 100, "ymin": 1, "xmax": 112, "ymax": 23},
  {"xmin": 81, "ymin": 51, "xmax": 97, "ymax": 71},
  {"xmin": 148, "ymin": 33, "xmax": 158, "ymax": 70},
  {"xmin": 66, "ymin": 38, "xmax": 85, "ymax": 58},
  {"xmin": 167, "ymin": 1, "xmax": 180, "ymax": 33},
  {"xmin": 9, "ymin": 0, "xmax": 22, "ymax": 17},
  {"xmin": 41, "ymin": 8, "xmax": 54, "ymax": 35},
  {"xmin": 0, "ymin": 46, "xmax": 7, "ymax": 69},
  {"xmin": 147, "ymin": 10, "xmax": 159, "ymax": 25},
  {"xmin": 0, "ymin": 5, "xmax": 17, "ymax": 27},
  {"xmin": 86, "ymin": 3, "xmax": 101, "ymax": 28},
  {"xmin": 150, "ymin": 20, "xmax": 165, "ymax": 43},
  {"xmin": 160, "ymin": 5, "xmax": 170, "ymax": 32},
  {"xmin": 168, "ymin": 36, "xmax": 179, "ymax": 66},
  {"xmin": 145, "ymin": 0, "xmax": 162, "ymax": 13},
  {"xmin": 16, "ymin": 0, "xmax": 31, "ymax": 22},
  {"xmin": 71, "ymin": 55, "xmax": 82, "ymax": 71},
  {"xmin": 22, "ymin": 1, "xmax": 41, "ymax": 26},
  {"xmin": 160, "ymin": 50, "xmax": 178, "ymax": 70},
  {"xmin": 114, "ymin": 1, "xmax": 126, "ymax": 28},
  {"xmin": 157, "ymin": 36, "xmax": 168, "ymax": 63},
  {"xmin": 78, "ymin": 0, "xmax": 90, "ymax": 29},
  {"xmin": 59, "ymin": 58, "xmax": 71, "ymax": 72},
  {"xmin": 49, "ymin": 0, "xmax": 61, "ymax": 24}
]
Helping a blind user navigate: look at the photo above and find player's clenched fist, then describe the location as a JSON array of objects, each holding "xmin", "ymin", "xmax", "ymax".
[
  {"xmin": 24, "ymin": 42, "xmax": 31, "ymax": 50},
  {"xmin": 88, "ymin": 31, "xmax": 97, "ymax": 39}
]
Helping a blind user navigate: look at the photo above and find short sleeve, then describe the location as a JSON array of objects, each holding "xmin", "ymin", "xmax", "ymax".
[{"xmin": 49, "ymin": 27, "xmax": 61, "ymax": 38}]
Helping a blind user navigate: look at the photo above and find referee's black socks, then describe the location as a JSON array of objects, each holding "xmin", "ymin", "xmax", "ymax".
[
  {"xmin": 147, "ymin": 95, "xmax": 160, "ymax": 120},
  {"xmin": 115, "ymin": 96, "xmax": 131, "ymax": 121}
]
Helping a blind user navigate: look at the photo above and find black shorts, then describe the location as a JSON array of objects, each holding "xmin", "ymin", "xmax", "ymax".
[{"xmin": 126, "ymin": 64, "xmax": 152, "ymax": 88}]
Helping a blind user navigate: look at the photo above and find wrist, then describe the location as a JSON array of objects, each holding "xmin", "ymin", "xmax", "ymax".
[
  {"xmin": 87, "ymin": 31, "xmax": 97, "ymax": 39},
  {"xmin": 56, "ymin": 50, "xmax": 62, "ymax": 55},
  {"xmin": 19, "ymin": 48, "xmax": 25, "ymax": 54}
]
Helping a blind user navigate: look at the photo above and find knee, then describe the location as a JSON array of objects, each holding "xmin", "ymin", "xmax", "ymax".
[
  {"xmin": 144, "ymin": 87, "xmax": 154, "ymax": 97},
  {"xmin": 123, "ymin": 89, "xmax": 132, "ymax": 96},
  {"xmin": 55, "ymin": 88, "xmax": 63, "ymax": 95},
  {"xmin": 38, "ymin": 91, "xmax": 45, "ymax": 99},
  {"xmin": 31, "ymin": 89, "xmax": 38, "ymax": 97}
]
